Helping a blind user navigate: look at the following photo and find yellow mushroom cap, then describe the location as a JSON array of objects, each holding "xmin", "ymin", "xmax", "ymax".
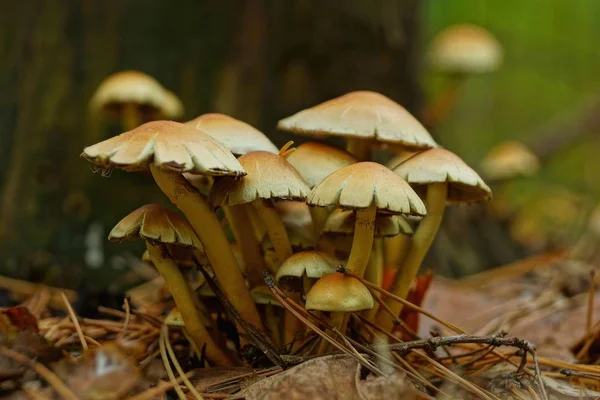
[
  {"xmin": 308, "ymin": 162, "xmax": 426, "ymax": 216},
  {"xmin": 393, "ymin": 148, "xmax": 491, "ymax": 203},
  {"xmin": 277, "ymin": 91, "xmax": 437, "ymax": 151},
  {"xmin": 210, "ymin": 151, "xmax": 310, "ymax": 206},
  {"xmin": 479, "ymin": 141, "xmax": 540, "ymax": 181},
  {"xmin": 90, "ymin": 70, "xmax": 171, "ymax": 115},
  {"xmin": 323, "ymin": 209, "xmax": 413, "ymax": 237},
  {"xmin": 276, "ymin": 251, "xmax": 339, "ymax": 281},
  {"xmin": 162, "ymin": 91, "xmax": 185, "ymax": 119},
  {"xmin": 81, "ymin": 120, "xmax": 245, "ymax": 176},
  {"xmin": 284, "ymin": 142, "xmax": 357, "ymax": 188},
  {"xmin": 305, "ymin": 273, "xmax": 373, "ymax": 312},
  {"xmin": 185, "ymin": 113, "xmax": 278, "ymax": 156},
  {"xmin": 428, "ymin": 24, "xmax": 503, "ymax": 74},
  {"xmin": 250, "ymin": 286, "xmax": 282, "ymax": 307},
  {"xmin": 108, "ymin": 204, "xmax": 203, "ymax": 251}
]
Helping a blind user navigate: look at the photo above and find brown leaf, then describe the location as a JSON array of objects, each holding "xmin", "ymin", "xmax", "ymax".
[
  {"xmin": 54, "ymin": 344, "xmax": 140, "ymax": 400},
  {"xmin": 233, "ymin": 354, "xmax": 417, "ymax": 400}
]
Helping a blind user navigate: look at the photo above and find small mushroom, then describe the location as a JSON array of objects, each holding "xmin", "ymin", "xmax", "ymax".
[
  {"xmin": 81, "ymin": 121, "xmax": 263, "ymax": 331},
  {"xmin": 275, "ymin": 251, "xmax": 339, "ymax": 293},
  {"xmin": 278, "ymin": 91, "xmax": 437, "ymax": 161},
  {"xmin": 90, "ymin": 70, "xmax": 183, "ymax": 130},
  {"xmin": 479, "ymin": 140, "xmax": 540, "ymax": 182},
  {"xmin": 380, "ymin": 148, "xmax": 491, "ymax": 330},
  {"xmin": 109, "ymin": 204, "xmax": 232, "ymax": 366}
]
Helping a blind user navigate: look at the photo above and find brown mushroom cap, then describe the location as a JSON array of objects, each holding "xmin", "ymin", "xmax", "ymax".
[
  {"xmin": 284, "ymin": 142, "xmax": 357, "ymax": 188},
  {"xmin": 305, "ymin": 273, "xmax": 373, "ymax": 312},
  {"xmin": 185, "ymin": 113, "xmax": 278, "ymax": 156},
  {"xmin": 308, "ymin": 162, "xmax": 426, "ymax": 216},
  {"xmin": 162, "ymin": 91, "xmax": 185, "ymax": 119},
  {"xmin": 393, "ymin": 148, "xmax": 492, "ymax": 203},
  {"xmin": 277, "ymin": 91, "xmax": 437, "ymax": 151},
  {"xmin": 90, "ymin": 71, "xmax": 172, "ymax": 117},
  {"xmin": 109, "ymin": 204, "xmax": 203, "ymax": 250},
  {"xmin": 81, "ymin": 121, "xmax": 245, "ymax": 176},
  {"xmin": 323, "ymin": 209, "xmax": 413, "ymax": 237},
  {"xmin": 429, "ymin": 24, "xmax": 503, "ymax": 74},
  {"xmin": 276, "ymin": 251, "xmax": 339, "ymax": 282},
  {"xmin": 210, "ymin": 151, "xmax": 310, "ymax": 206},
  {"xmin": 479, "ymin": 140, "xmax": 540, "ymax": 181}
]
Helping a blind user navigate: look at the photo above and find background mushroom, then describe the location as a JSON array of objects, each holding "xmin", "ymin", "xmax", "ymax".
[{"xmin": 108, "ymin": 204, "xmax": 232, "ymax": 366}]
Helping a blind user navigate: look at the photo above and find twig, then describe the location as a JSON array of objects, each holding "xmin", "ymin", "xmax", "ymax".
[
  {"xmin": 125, "ymin": 371, "xmax": 195, "ymax": 400},
  {"xmin": 60, "ymin": 292, "xmax": 88, "ymax": 352},
  {"xmin": 587, "ymin": 270, "xmax": 596, "ymax": 337},
  {"xmin": 162, "ymin": 325, "xmax": 204, "ymax": 400},
  {"xmin": 0, "ymin": 345, "xmax": 78, "ymax": 400},
  {"xmin": 159, "ymin": 327, "xmax": 187, "ymax": 400}
]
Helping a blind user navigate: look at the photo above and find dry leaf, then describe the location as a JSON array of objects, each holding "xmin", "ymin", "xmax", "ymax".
[
  {"xmin": 542, "ymin": 375, "xmax": 600, "ymax": 399},
  {"xmin": 233, "ymin": 354, "xmax": 417, "ymax": 400}
]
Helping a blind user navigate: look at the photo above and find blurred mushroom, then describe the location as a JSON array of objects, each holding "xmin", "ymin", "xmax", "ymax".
[
  {"xmin": 278, "ymin": 91, "xmax": 437, "ymax": 160},
  {"xmin": 479, "ymin": 140, "xmax": 540, "ymax": 182},
  {"xmin": 90, "ymin": 70, "xmax": 183, "ymax": 130},
  {"xmin": 109, "ymin": 204, "xmax": 232, "ymax": 366}
]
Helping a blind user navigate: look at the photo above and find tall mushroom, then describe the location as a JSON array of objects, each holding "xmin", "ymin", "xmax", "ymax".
[
  {"xmin": 284, "ymin": 141, "xmax": 357, "ymax": 243},
  {"xmin": 90, "ymin": 70, "xmax": 182, "ymax": 130},
  {"xmin": 277, "ymin": 91, "xmax": 437, "ymax": 161},
  {"xmin": 81, "ymin": 121, "xmax": 263, "ymax": 331},
  {"xmin": 185, "ymin": 114, "xmax": 279, "ymax": 288},
  {"xmin": 379, "ymin": 148, "xmax": 491, "ymax": 330},
  {"xmin": 308, "ymin": 162, "xmax": 426, "ymax": 278},
  {"xmin": 109, "ymin": 204, "xmax": 232, "ymax": 366}
]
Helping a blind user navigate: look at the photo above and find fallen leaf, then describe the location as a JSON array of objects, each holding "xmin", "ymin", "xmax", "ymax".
[{"xmin": 233, "ymin": 354, "xmax": 417, "ymax": 400}]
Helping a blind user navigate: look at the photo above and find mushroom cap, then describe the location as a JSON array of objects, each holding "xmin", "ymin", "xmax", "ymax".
[
  {"xmin": 393, "ymin": 148, "xmax": 492, "ymax": 203},
  {"xmin": 250, "ymin": 286, "xmax": 282, "ymax": 307},
  {"xmin": 308, "ymin": 162, "xmax": 426, "ymax": 216},
  {"xmin": 164, "ymin": 308, "xmax": 185, "ymax": 327},
  {"xmin": 276, "ymin": 251, "xmax": 339, "ymax": 281},
  {"xmin": 108, "ymin": 204, "xmax": 203, "ymax": 251},
  {"xmin": 479, "ymin": 140, "xmax": 540, "ymax": 181},
  {"xmin": 429, "ymin": 24, "xmax": 503, "ymax": 74},
  {"xmin": 90, "ymin": 70, "xmax": 171, "ymax": 115},
  {"xmin": 185, "ymin": 113, "xmax": 278, "ymax": 156},
  {"xmin": 210, "ymin": 151, "xmax": 310, "ymax": 206},
  {"xmin": 323, "ymin": 209, "xmax": 413, "ymax": 237},
  {"xmin": 284, "ymin": 142, "xmax": 357, "ymax": 188},
  {"xmin": 277, "ymin": 91, "xmax": 437, "ymax": 151},
  {"xmin": 305, "ymin": 273, "xmax": 373, "ymax": 312},
  {"xmin": 162, "ymin": 91, "xmax": 185, "ymax": 119},
  {"xmin": 275, "ymin": 201, "xmax": 315, "ymax": 248},
  {"xmin": 81, "ymin": 120, "xmax": 245, "ymax": 176}
]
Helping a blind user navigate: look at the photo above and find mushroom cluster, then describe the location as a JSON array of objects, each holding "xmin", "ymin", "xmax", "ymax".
[{"xmin": 81, "ymin": 90, "xmax": 491, "ymax": 365}]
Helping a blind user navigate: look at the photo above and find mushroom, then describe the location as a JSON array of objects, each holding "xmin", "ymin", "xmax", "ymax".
[
  {"xmin": 284, "ymin": 141, "xmax": 357, "ymax": 244},
  {"xmin": 380, "ymin": 148, "xmax": 491, "ymax": 330},
  {"xmin": 308, "ymin": 162, "xmax": 426, "ymax": 278},
  {"xmin": 90, "ymin": 70, "xmax": 182, "ymax": 130},
  {"xmin": 275, "ymin": 251, "xmax": 339, "ymax": 294},
  {"xmin": 185, "ymin": 113, "xmax": 278, "ymax": 156},
  {"xmin": 81, "ymin": 121, "xmax": 263, "ymax": 331},
  {"xmin": 305, "ymin": 272, "xmax": 373, "ymax": 353},
  {"xmin": 210, "ymin": 150, "xmax": 310, "ymax": 269},
  {"xmin": 479, "ymin": 140, "xmax": 540, "ymax": 182},
  {"xmin": 424, "ymin": 24, "xmax": 503, "ymax": 127},
  {"xmin": 277, "ymin": 91, "xmax": 437, "ymax": 161},
  {"xmin": 322, "ymin": 209, "xmax": 413, "ymax": 321},
  {"xmin": 109, "ymin": 204, "xmax": 232, "ymax": 366}
]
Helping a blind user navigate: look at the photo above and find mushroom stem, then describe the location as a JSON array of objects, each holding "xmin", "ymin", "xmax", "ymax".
[
  {"xmin": 265, "ymin": 304, "xmax": 281, "ymax": 346},
  {"xmin": 311, "ymin": 207, "xmax": 336, "ymax": 254},
  {"xmin": 284, "ymin": 291, "xmax": 302, "ymax": 344},
  {"xmin": 252, "ymin": 199, "xmax": 292, "ymax": 268},
  {"xmin": 146, "ymin": 242, "xmax": 233, "ymax": 366},
  {"xmin": 222, "ymin": 205, "xmax": 267, "ymax": 288},
  {"xmin": 122, "ymin": 102, "xmax": 141, "ymax": 131},
  {"xmin": 384, "ymin": 234, "xmax": 409, "ymax": 271},
  {"xmin": 378, "ymin": 182, "xmax": 448, "ymax": 331},
  {"xmin": 346, "ymin": 138, "xmax": 372, "ymax": 161},
  {"xmin": 346, "ymin": 204, "xmax": 377, "ymax": 277},
  {"xmin": 317, "ymin": 312, "xmax": 345, "ymax": 355},
  {"xmin": 149, "ymin": 165, "xmax": 264, "ymax": 331},
  {"xmin": 364, "ymin": 239, "xmax": 383, "ymax": 321}
]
